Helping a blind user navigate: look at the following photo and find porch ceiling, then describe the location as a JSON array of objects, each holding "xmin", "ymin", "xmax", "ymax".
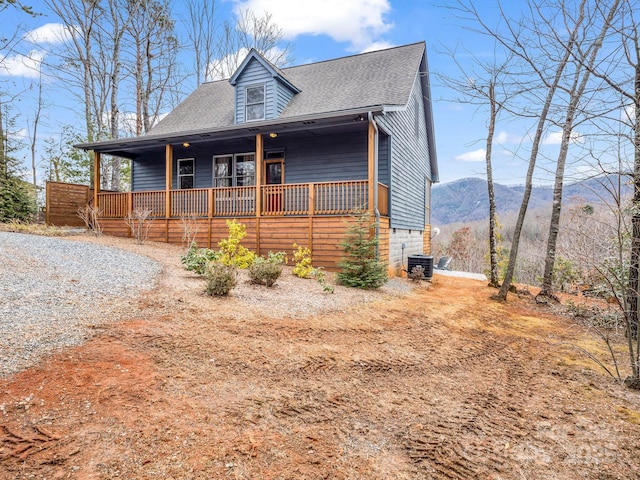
[{"xmin": 75, "ymin": 109, "xmax": 380, "ymax": 159}]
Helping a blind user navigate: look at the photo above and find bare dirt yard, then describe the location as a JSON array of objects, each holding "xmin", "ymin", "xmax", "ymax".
[{"xmin": 1, "ymin": 233, "xmax": 639, "ymax": 479}]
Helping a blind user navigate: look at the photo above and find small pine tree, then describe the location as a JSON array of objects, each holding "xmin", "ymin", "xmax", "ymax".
[
  {"xmin": 0, "ymin": 103, "xmax": 36, "ymax": 222},
  {"xmin": 336, "ymin": 212, "xmax": 387, "ymax": 289}
]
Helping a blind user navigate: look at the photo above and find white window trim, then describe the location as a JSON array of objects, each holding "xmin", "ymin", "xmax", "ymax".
[
  {"xmin": 245, "ymin": 84, "xmax": 265, "ymax": 122},
  {"xmin": 177, "ymin": 158, "xmax": 195, "ymax": 189},
  {"xmin": 213, "ymin": 152, "xmax": 256, "ymax": 187}
]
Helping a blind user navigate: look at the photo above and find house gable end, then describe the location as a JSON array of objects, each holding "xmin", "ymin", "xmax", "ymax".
[
  {"xmin": 230, "ymin": 49, "xmax": 299, "ymax": 124},
  {"xmin": 377, "ymin": 52, "xmax": 436, "ymax": 231}
]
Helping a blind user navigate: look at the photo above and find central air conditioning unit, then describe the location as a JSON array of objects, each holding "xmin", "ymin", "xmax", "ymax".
[{"xmin": 407, "ymin": 254, "xmax": 434, "ymax": 280}]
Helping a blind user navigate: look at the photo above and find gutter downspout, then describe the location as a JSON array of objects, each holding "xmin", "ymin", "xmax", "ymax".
[{"xmin": 368, "ymin": 111, "xmax": 380, "ymax": 258}]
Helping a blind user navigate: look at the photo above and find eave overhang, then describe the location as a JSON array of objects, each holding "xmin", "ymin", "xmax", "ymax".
[{"xmin": 75, "ymin": 106, "xmax": 386, "ymax": 159}]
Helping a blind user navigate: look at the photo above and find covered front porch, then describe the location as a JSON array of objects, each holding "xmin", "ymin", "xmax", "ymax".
[{"xmin": 85, "ymin": 119, "xmax": 391, "ymax": 269}]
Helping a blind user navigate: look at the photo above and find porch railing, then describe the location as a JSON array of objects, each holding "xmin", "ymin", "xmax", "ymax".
[{"xmin": 97, "ymin": 180, "xmax": 389, "ymax": 219}]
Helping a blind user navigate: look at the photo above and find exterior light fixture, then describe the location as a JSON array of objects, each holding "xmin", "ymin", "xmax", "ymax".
[
  {"xmin": 183, "ymin": 142, "xmax": 190, "ymax": 147},
  {"xmin": 269, "ymin": 132, "xmax": 278, "ymax": 138}
]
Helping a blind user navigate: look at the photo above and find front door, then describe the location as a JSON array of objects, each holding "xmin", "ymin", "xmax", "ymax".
[
  {"xmin": 264, "ymin": 160, "xmax": 283, "ymax": 214},
  {"xmin": 265, "ymin": 160, "xmax": 283, "ymax": 185}
]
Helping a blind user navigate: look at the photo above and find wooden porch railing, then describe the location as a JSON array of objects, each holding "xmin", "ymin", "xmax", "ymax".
[{"xmin": 97, "ymin": 180, "xmax": 389, "ymax": 219}]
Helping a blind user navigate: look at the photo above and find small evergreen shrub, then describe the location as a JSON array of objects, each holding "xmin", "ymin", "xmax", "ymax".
[
  {"xmin": 292, "ymin": 243, "xmax": 314, "ymax": 278},
  {"xmin": 181, "ymin": 241, "xmax": 219, "ymax": 275},
  {"xmin": 218, "ymin": 219, "xmax": 256, "ymax": 268},
  {"xmin": 204, "ymin": 261, "xmax": 237, "ymax": 296},
  {"xmin": 248, "ymin": 251, "xmax": 286, "ymax": 287},
  {"xmin": 336, "ymin": 212, "xmax": 388, "ymax": 290}
]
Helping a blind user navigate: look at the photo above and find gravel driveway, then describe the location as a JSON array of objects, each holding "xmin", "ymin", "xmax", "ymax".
[{"xmin": 0, "ymin": 232, "xmax": 161, "ymax": 377}]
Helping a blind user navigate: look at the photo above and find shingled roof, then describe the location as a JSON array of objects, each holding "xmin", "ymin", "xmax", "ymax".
[{"xmin": 148, "ymin": 42, "xmax": 427, "ymax": 137}]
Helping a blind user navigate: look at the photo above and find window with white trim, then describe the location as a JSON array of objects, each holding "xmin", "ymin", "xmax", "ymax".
[
  {"xmin": 213, "ymin": 153, "xmax": 255, "ymax": 187},
  {"xmin": 245, "ymin": 84, "xmax": 265, "ymax": 121},
  {"xmin": 178, "ymin": 158, "xmax": 194, "ymax": 189}
]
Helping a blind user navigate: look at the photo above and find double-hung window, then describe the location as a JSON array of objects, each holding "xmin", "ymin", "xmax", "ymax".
[
  {"xmin": 245, "ymin": 84, "xmax": 265, "ymax": 121},
  {"xmin": 178, "ymin": 158, "xmax": 194, "ymax": 189},
  {"xmin": 213, "ymin": 153, "xmax": 255, "ymax": 187}
]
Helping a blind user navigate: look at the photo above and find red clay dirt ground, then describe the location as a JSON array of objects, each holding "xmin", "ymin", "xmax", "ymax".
[{"xmin": 1, "ymin": 235, "xmax": 639, "ymax": 479}]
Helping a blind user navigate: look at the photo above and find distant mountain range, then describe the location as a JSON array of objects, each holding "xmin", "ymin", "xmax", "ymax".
[{"xmin": 431, "ymin": 176, "xmax": 630, "ymax": 226}]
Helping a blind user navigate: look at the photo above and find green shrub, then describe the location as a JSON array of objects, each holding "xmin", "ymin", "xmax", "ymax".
[
  {"xmin": 248, "ymin": 251, "xmax": 286, "ymax": 287},
  {"xmin": 204, "ymin": 261, "xmax": 237, "ymax": 296},
  {"xmin": 292, "ymin": 243, "xmax": 314, "ymax": 278},
  {"xmin": 336, "ymin": 212, "xmax": 388, "ymax": 290},
  {"xmin": 218, "ymin": 219, "xmax": 256, "ymax": 268},
  {"xmin": 181, "ymin": 241, "xmax": 219, "ymax": 275},
  {"xmin": 313, "ymin": 267, "xmax": 334, "ymax": 294}
]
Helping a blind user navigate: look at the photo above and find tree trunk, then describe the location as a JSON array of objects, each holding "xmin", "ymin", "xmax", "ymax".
[
  {"xmin": 486, "ymin": 81, "xmax": 499, "ymax": 287},
  {"xmin": 496, "ymin": 0, "xmax": 586, "ymax": 301},
  {"xmin": 538, "ymin": 0, "xmax": 618, "ymax": 303},
  {"xmin": 626, "ymin": 60, "xmax": 640, "ymax": 375}
]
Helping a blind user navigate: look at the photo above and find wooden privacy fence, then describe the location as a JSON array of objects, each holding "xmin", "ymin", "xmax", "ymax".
[{"xmin": 45, "ymin": 181, "xmax": 92, "ymax": 227}]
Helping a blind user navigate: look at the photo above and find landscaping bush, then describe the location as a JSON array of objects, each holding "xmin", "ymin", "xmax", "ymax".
[
  {"xmin": 181, "ymin": 241, "xmax": 219, "ymax": 275},
  {"xmin": 204, "ymin": 261, "xmax": 237, "ymax": 296},
  {"xmin": 248, "ymin": 251, "xmax": 286, "ymax": 287},
  {"xmin": 313, "ymin": 267, "xmax": 335, "ymax": 294},
  {"xmin": 336, "ymin": 212, "xmax": 388, "ymax": 289},
  {"xmin": 218, "ymin": 219, "xmax": 256, "ymax": 268},
  {"xmin": 292, "ymin": 243, "xmax": 314, "ymax": 278}
]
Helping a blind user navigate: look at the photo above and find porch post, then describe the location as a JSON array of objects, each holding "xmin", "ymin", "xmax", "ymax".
[
  {"xmin": 255, "ymin": 134, "xmax": 263, "ymax": 255},
  {"xmin": 165, "ymin": 144, "xmax": 173, "ymax": 218},
  {"xmin": 93, "ymin": 151, "xmax": 101, "ymax": 209},
  {"xmin": 367, "ymin": 120, "xmax": 375, "ymax": 213}
]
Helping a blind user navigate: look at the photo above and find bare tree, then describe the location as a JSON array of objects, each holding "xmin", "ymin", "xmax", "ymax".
[
  {"xmin": 537, "ymin": 0, "xmax": 621, "ymax": 303},
  {"xmin": 209, "ymin": 8, "xmax": 293, "ymax": 80},
  {"xmin": 581, "ymin": 0, "xmax": 640, "ymax": 385},
  {"xmin": 125, "ymin": 0, "xmax": 178, "ymax": 135},
  {"xmin": 27, "ymin": 68, "xmax": 45, "ymax": 197},
  {"xmin": 436, "ymin": 43, "xmax": 514, "ymax": 287},
  {"xmin": 184, "ymin": 0, "xmax": 216, "ymax": 85}
]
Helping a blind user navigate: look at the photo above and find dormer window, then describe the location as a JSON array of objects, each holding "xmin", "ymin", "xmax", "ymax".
[{"xmin": 245, "ymin": 84, "xmax": 265, "ymax": 121}]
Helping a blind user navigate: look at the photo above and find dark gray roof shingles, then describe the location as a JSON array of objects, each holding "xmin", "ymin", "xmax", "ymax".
[{"xmin": 149, "ymin": 42, "xmax": 425, "ymax": 136}]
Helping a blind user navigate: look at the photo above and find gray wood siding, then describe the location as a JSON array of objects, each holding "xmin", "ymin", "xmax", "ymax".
[
  {"xmin": 280, "ymin": 131, "xmax": 368, "ymax": 184},
  {"xmin": 377, "ymin": 76, "xmax": 431, "ymax": 230},
  {"xmin": 132, "ymin": 152, "xmax": 165, "ymax": 191},
  {"xmin": 275, "ymin": 80, "xmax": 295, "ymax": 116},
  {"xmin": 234, "ymin": 58, "xmax": 275, "ymax": 123},
  {"xmin": 378, "ymin": 133, "xmax": 389, "ymax": 186},
  {"xmin": 132, "ymin": 130, "xmax": 384, "ymax": 191}
]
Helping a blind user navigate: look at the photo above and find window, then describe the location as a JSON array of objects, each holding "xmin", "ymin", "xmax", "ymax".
[
  {"xmin": 178, "ymin": 158, "xmax": 194, "ymax": 189},
  {"xmin": 213, "ymin": 153, "xmax": 255, "ymax": 187},
  {"xmin": 235, "ymin": 153, "xmax": 256, "ymax": 186},
  {"xmin": 213, "ymin": 155, "xmax": 232, "ymax": 187},
  {"xmin": 245, "ymin": 85, "xmax": 265, "ymax": 121}
]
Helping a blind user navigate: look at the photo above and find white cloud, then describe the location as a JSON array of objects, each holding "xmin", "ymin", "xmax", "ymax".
[
  {"xmin": 494, "ymin": 130, "xmax": 523, "ymax": 144},
  {"xmin": 13, "ymin": 128, "xmax": 29, "ymax": 140},
  {"xmin": 207, "ymin": 46, "xmax": 290, "ymax": 81},
  {"xmin": 542, "ymin": 130, "xmax": 582, "ymax": 146},
  {"xmin": 0, "ymin": 50, "xmax": 44, "ymax": 78},
  {"xmin": 233, "ymin": 0, "xmax": 393, "ymax": 52},
  {"xmin": 455, "ymin": 148, "xmax": 485, "ymax": 162},
  {"xmin": 360, "ymin": 40, "xmax": 395, "ymax": 53},
  {"xmin": 24, "ymin": 23, "xmax": 72, "ymax": 45}
]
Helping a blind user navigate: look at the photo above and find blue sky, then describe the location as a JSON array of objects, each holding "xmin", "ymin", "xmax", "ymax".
[{"xmin": 1, "ymin": 0, "xmax": 576, "ymax": 186}]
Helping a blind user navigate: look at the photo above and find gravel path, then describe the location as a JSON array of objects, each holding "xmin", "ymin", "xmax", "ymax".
[{"xmin": 0, "ymin": 232, "xmax": 161, "ymax": 377}]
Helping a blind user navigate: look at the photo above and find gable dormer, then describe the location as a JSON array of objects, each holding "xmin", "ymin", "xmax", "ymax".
[{"xmin": 229, "ymin": 49, "xmax": 300, "ymax": 124}]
